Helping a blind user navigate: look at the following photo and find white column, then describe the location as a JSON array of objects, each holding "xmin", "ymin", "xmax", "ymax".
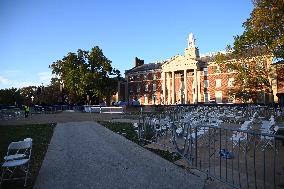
[
  {"xmin": 197, "ymin": 70, "xmax": 201, "ymax": 102},
  {"xmin": 172, "ymin": 71, "xmax": 175, "ymax": 104},
  {"xmin": 194, "ymin": 69, "xmax": 197, "ymax": 103},
  {"xmin": 162, "ymin": 72, "xmax": 166, "ymax": 105},
  {"xmin": 184, "ymin": 69, "xmax": 187, "ymax": 104},
  {"xmin": 167, "ymin": 72, "xmax": 170, "ymax": 105}
]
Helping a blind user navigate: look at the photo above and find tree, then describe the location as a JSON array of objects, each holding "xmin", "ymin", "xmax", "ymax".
[
  {"xmin": 0, "ymin": 88, "xmax": 24, "ymax": 106},
  {"xmin": 215, "ymin": 0, "xmax": 283, "ymax": 103},
  {"xmin": 234, "ymin": 0, "xmax": 284, "ymax": 59},
  {"xmin": 215, "ymin": 51, "xmax": 272, "ymax": 103},
  {"xmin": 50, "ymin": 46, "xmax": 121, "ymax": 105},
  {"xmin": 20, "ymin": 86, "xmax": 38, "ymax": 104}
]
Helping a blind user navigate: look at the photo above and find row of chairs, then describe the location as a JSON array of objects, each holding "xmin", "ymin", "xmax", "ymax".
[{"xmin": 0, "ymin": 138, "xmax": 32, "ymax": 188}]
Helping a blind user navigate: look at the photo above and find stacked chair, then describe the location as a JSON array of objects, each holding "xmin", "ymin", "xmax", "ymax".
[{"xmin": 0, "ymin": 138, "xmax": 33, "ymax": 188}]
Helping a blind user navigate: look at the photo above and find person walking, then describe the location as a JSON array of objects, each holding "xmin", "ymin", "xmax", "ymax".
[{"xmin": 24, "ymin": 105, "xmax": 30, "ymax": 118}]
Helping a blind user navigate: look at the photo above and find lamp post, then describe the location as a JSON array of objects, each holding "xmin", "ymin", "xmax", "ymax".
[{"xmin": 60, "ymin": 81, "xmax": 65, "ymax": 103}]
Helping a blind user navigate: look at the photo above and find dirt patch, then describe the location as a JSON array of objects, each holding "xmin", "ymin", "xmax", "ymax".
[{"xmin": 0, "ymin": 112, "xmax": 137, "ymax": 126}]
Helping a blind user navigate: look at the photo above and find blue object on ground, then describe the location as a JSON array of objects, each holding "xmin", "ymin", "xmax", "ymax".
[{"xmin": 219, "ymin": 149, "xmax": 234, "ymax": 159}]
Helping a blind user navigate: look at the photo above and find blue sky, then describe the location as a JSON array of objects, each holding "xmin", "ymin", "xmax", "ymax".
[{"xmin": 0, "ymin": 0, "xmax": 253, "ymax": 89}]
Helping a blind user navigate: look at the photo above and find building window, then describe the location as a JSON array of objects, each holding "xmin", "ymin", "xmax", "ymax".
[
  {"xmin": 153, "ymin": 84, "xmax": 156, "ymax": 91},
  {"xmin": 204, "ymin": 80, "xmax": 209, "ymax": 88},
  {"xmin": 216, "ymin": 79, "xmax": 221, "ymax": 88},
  {"xmin": 215, "ymin": 91, "xmax": 222, "ymax": 103},
  {"xmin": 152, "ymin": 95, "xmax": 156, "ymax": 105},
  {"xmin": 145, "ymin": 84, "xmax": 148, "ymax": 91},
  {"xmin": 203, "ymin": 68, "xmax": 208, "ymax": 75},
  {"xmin": 129, "ymin": 76, "xmax": 134, "ymax": 81},
  {"xmin": 144, "ymin": 74, "xmax": 147, "ymax": 80},
  {"xmin": 144, "ymin": 94, "xmax": 148, "ymax": 105},
  {"xmin": 153, "ymin": 74, "xmax": 156, "ymax": 80},
  {"xmin": 215, "ymin": 66, "xmax": 221, "ymax": 73},
  {"xmin": 228, "ymin": 78, "xmax": 234, "ymax": 87},
  {"xmin": 228, "ymin": 95, "xmax": 235, "ymax": 103}
]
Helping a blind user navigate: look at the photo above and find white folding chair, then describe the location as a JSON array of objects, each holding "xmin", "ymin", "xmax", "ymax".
[
  {"xmin": 0, "ymin": 138, "xmax": 32, "ymax": 187},
  {"xmin": 231, "ymin": 131, "xmax": 247, "ymax": 152},
  {"xmin": 259, "ymin": 126, "xmax": 279, "ymax": 151}
]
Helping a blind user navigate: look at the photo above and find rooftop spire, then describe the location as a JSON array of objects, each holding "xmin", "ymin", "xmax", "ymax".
[{"xmin": 187, "ymin": 33, "xmax": 196, "ymax": 48}]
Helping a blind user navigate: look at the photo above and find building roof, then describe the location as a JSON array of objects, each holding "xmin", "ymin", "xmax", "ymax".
[
  {"xmin": 125, "ymin": 62, "xmax": 163, "ymax": 74},
  {"xmin": 199, "ymin": 56, "xmax": 216, "ymax": 62}
]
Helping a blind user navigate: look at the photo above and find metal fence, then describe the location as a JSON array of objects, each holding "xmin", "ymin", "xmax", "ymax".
[{"xmin": 138, "ymin": 107, "xmax": 284, "ymax": 189}]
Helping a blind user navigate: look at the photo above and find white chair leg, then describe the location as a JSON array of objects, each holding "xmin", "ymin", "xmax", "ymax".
[{"xmin": 24, "ymin": 163, "xmax": 30, "ymax": 187}]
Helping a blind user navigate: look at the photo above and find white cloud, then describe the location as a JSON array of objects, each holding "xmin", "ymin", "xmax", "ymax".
[
  {"xmin": 0, "ymin": 71, "xmax": 54, "ymax": 89},
  {"xmin": 13, "ymin": 81, "xmax": 37, "ymax": 88},
  {"xmin": 4, "ymin": 70, "xmax": 21, "ymax": 74},
  {"xmin": 37, "ymin": 72, "xmax": 52, "ymax": 82},
  {"xmin": 0, "ymin": 76, "xmax": 9, "ymax": 84}
]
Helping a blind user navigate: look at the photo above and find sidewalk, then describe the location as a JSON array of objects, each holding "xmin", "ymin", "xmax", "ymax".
[{"xmin": 34, "ymin": 121, "xmax": 204, "ymax": 189}]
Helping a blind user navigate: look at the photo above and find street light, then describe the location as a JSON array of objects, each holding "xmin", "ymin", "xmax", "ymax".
[{"xmin": 60, "ymin": 80, "xmax": 64, "ymax": 104}]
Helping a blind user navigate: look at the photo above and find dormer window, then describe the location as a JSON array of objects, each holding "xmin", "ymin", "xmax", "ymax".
[
  {"xmin": 203, "ymin": 68, "xmax": 208, "ymax": 75},
  {"xmin": 215, "ymin": 66, "xmax": 221, "ymax": 73},
  {"xmin": 144, "ymin": 74, "xmax": 147, "ymax": 80},
  {"xmin": 145, "ymin": 84, "xmax": 148, "ymax": 91}
]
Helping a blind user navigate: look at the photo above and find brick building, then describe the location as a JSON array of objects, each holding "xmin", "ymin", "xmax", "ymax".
[
  {"xmin": 123, "ymin": 33, "xmax": 280, "ymax": 105},
  {"xmin": 275, "ymin": 61, "xmax": 284, "ymax": 105}
]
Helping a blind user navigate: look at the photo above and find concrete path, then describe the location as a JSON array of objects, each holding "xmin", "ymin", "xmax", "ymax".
[{"xmin": 34, "ymin": 121, "xmax": 204, "ymax": 189}]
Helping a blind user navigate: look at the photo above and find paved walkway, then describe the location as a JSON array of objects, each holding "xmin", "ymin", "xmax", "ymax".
[{"xmin": 34, "ymin": 121, "xmax": 204, "ymax": 189}]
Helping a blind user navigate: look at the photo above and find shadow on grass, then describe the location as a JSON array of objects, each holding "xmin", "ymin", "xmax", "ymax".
[
  {"xmin": 0, "ymin": 123, "xmax": 55, "ymax": 189},
  {"xmin": 99, "ymin": 121, "xmax": 181, "ymax": 163}
]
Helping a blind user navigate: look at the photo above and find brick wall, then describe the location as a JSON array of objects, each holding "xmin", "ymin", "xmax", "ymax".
[{"xmin": 127, "ymin": 71, "xmax": 163, "ymax": 105}]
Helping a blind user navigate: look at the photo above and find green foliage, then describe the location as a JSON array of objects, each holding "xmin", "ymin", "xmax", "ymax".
[
  {"xmin": 214, "ymin": 0, "xmax": 283, "ymax": 103},
  {"xmin": 234, "ymin": 0, "xmax": 284, "ymax": 59},
  {"xmin": 215, "ymin": 52, "xmax": 272, "ymax": 103},
  {"xmin": 50, "ymin": 46, "xmax": 121, "ymax": 104},
  {"xmin": 0, "ymin": 88, "xmax": 23, "ymax": 105},
  {"xmin": 0, "ymin": 124, "xmax": 55, "ymax": 189}
]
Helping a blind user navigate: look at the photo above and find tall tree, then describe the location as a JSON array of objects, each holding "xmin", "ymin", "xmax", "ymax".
[
  {"xmin": 216, "ymin": 52, "xmax": 272, "ymax": 103},
  {"xmin": 215, "ymin": 0, "xmax": 283, "ymax": 103},
  {"xmin": 50, "ymin": 46, "xmax": 121, "ymax": 105},
  {"xmin": 234, "ymin": 0, "xmax": 284, "ymax": 59}
]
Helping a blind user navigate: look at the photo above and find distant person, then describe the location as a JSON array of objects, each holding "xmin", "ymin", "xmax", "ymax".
[{"xmin": 24, "ymin": 105, "xmax": 30, "ymax": 118}]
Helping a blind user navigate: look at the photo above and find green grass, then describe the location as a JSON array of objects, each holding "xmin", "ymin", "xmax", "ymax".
[
  {"xmin": 0, "ymin": 123, "xmax": 55, "ymax": 189},
  {"xmin": 145, "ymin": 148, "xmax": 181, "ymax": 162},
  {"xmin": 99, "ymin": 121, "xmax": 181, "ymax": 163},
  {"xmin": 99, "ymin": 121, "xmax": 139, "ymax": 144}
]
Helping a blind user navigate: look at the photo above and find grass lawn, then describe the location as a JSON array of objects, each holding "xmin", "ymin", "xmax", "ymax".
[
  {"xmin": 99, "ymin": 121, "xmax": 181, "ymax": 163},
  {"xmin": 98, "ymin": 121, "xmax": 140, "ymax": 144},
  {"xmin": 0, "ymin": 124, "xmax": 55, "ymax": 189}
]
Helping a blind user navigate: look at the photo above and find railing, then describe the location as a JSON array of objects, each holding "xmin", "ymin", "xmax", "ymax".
[
  {"xmin": 138, "ymin": 108, "xmax": 284, "ymax": 189},
  {"xmin": 0, "ymin": 108, "xmax": 23, "ymax": 121},
  {"xmin": 84, "ymin": 105, "xmax": 124, "ymax": 113}
]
